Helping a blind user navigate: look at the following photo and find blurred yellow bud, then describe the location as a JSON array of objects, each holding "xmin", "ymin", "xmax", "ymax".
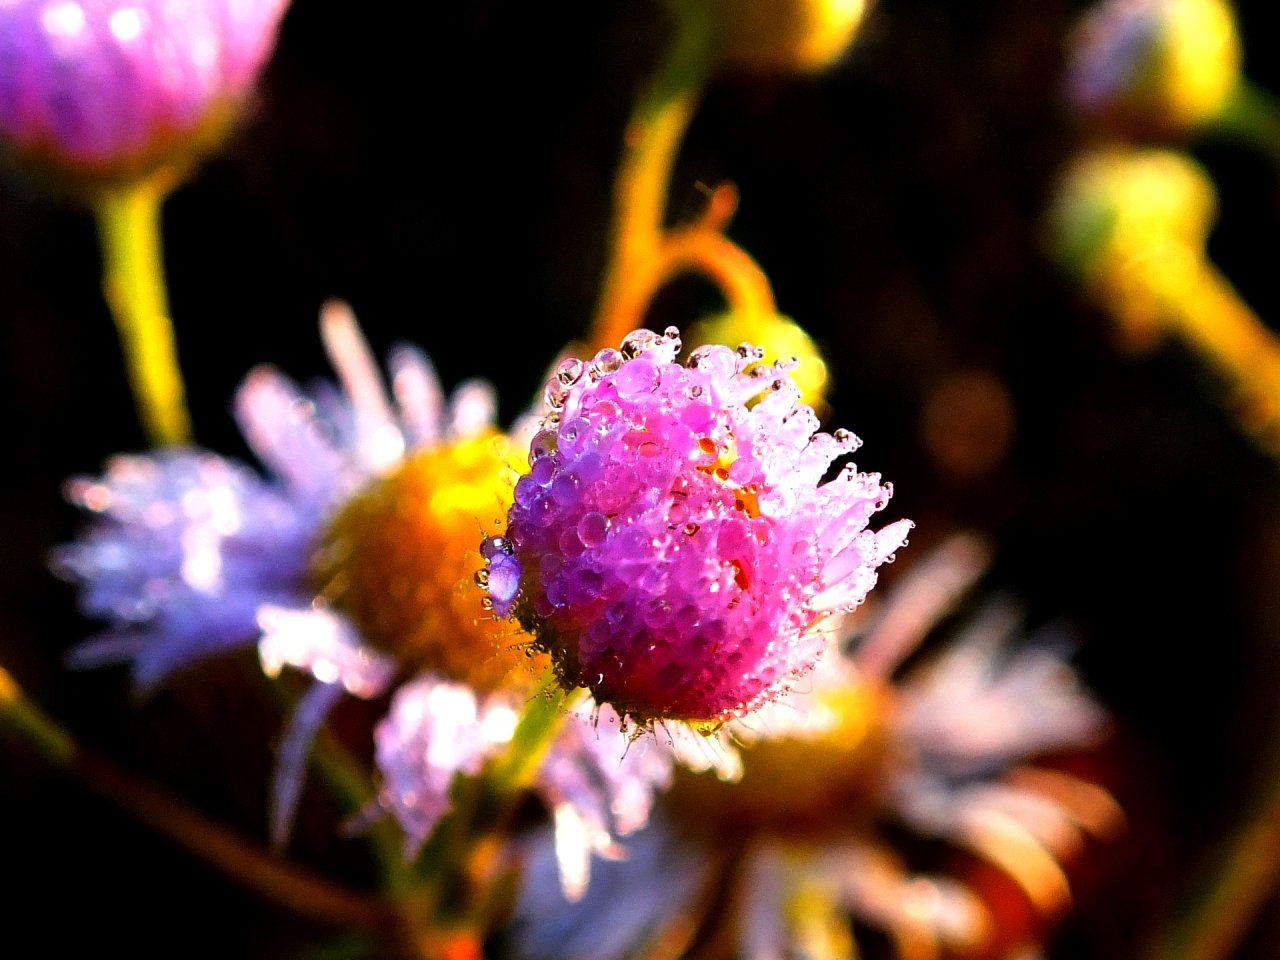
[
  {"xmin": 702, "ymin": 0, "xmax": 870, "ymax": 74},
  {"xmin": 1046, "ymin": 146, "xmax": 1218, "ymax": 348},
  {"xmin": 1046, "ymin": 146, "xmax": 1215, "ymax": 279},
  {"xmin": 688, "ymin": 310, "xmax": 831, "ymax": 409},
  {"xmin": 1065, "ymin": 0, "xmax": 1241, "ymax": 137}
]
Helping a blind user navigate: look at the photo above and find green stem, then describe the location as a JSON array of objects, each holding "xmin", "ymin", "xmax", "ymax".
[
  {"xmin": 1140, "ymin": 724, "xmax": 1280, "ymax": 960},
  {"xmin": 487, "ymin": 674, "xmax": 575, "ymax": 797},
  {"xmin": 0, "ymin": 665, "xmax": 74, "ymax": 764},
  {"xmin": 312, "ymin": 726, "xmax": 413, "ymax": 892},
  {"xmin": 253, "ymin": 667, "xmax": 409, "ymax": 892},
  {"xmin": 1205, "ymin": 78, "xmax": 1280, "ymax": 167},
  {"xmin": 1, "ymin": 663, "xmax": 391, "ymax": 929},
  {"xmin": 93, "ymin": 177, "xmax": 193, "ymax": 446},
  {"xmin": 407, "ymin": 671, "xmax": 578, "ymax": 936}
]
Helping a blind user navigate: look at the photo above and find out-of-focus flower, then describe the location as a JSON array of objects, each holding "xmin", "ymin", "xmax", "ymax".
[
  {"xmin": 1047, "ymin": 143, "xmax": 1280, "ymax": 457},
  {"xmin": 54, "ymin": 303, "xmax": 675, "ymax": 875},
  {"xmin": 483, "ymin": 326, "xmax": 910, "ymax": 733},
  {"xmin": 1045, "ymin": 145, "xmax": 1214, "ymax": 344},
  {"xmin": 0, "ymin": 0, "xmax": 290, "ymax": 190},
  {"xmin": 505, "ymin": 533, "xmax": 1123, "ymax": 960},
  {"xmin": 698, "ymin": 0, "xmax": 871, "ymax": 74},
  {"xmin": 1064, "ymin": 0, "xmax": 1241, "ymax": 139}
]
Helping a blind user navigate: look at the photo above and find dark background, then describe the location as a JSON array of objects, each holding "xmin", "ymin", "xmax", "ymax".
[{"xmin": 5, "ymin": 0, "xmax": 1280, "ymax": 956}]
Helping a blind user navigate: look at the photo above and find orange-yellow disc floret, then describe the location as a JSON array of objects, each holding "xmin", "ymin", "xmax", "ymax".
[
  {"xmin": 671, "ymin": 678, "xmax": 898, "ymax": 833},
  {"xmin": 312, "ymin": 430, "xmax": 541, "ymax": 691}
]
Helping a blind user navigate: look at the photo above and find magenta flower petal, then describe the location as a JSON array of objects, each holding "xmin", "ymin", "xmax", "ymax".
[{"xmin": 484, "ymin": 327, "xmax": 910, "ymax": 727}]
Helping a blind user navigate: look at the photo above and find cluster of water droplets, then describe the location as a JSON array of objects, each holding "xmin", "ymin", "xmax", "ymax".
[{"xmin": 482, "ymin": 326, "xmax": 909, "ymax": 727}]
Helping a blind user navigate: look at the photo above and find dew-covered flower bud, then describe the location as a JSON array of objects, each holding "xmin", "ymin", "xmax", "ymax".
[
  {"xmin": 1065, "ymin": 0, "xmax": 1241, "ymax": 138},
  {"xmin": 0, "ymin": 0, "xmax": 290, "ymax": 189},
  {"xmin": 482, "ymin": 326, "xmax": 910, "ymax": 730}
]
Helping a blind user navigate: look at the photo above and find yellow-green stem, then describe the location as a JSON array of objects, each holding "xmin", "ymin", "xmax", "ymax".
[
  {"xmin": 1206, "ymin": 78, "xmax": 1280, "ymax": 168},
  {"xmin": 1, "ymin": 663, "xmax": 390, "ymax": 929},
  {"xmin": 1141, "ymin": 726, "xmax": 1280, "ymax": 960},
  {"xmin": 93, "ymin": 177, "xmax": 193, "ymax": 446},
  {"xmin": 590, "ymin": 6, "xmax": 732, "ymax": 350},
  {"xmin": 408, "ymin": 670, "xmax": 577, "ymax": 938},
  {"xmin": 1100, "ymin": 253, "xmax": 1280, "ymax": 456},
  {"xmin": 488, "ymin": 672, "xmax": 575, "ymax": 797}
]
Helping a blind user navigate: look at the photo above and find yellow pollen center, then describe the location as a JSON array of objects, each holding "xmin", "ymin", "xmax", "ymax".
[
  {"xmin": 311, "ymin": 431, "xmax": 540, "ymax": 691},
  {"xmin": 671, "ymin": 679, "xmax": 896, "ymax": 833}
]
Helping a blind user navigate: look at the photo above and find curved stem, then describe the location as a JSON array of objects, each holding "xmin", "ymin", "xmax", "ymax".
[
  {"xmin": 93, "ymin": 177, "xmax": 193, "ymax": 446},
  {"xmin": 589, "ymin": 7, "xmax": 776, "ymax": 351},
  {"xmin": 1, "ymin": 663, "xmax": 391, "ymax": 929}
]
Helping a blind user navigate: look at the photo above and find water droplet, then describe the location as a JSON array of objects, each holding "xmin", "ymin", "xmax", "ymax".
[
  {"xmin": 529, "ymin": 456, "xmax": 556, "ymax": 486},
  {"xmin": 480, "ymin": 536, "xmax": 512, "ymax": 559},
  {"xmin": 683, "ymin": 522, "xmax": 700, "ymax": 536},
  {"xmin": 556, "ymin": 357, "xmax": 585, "ymax": 385},
  {"xmin": 530, "ymin": 429, "xmax": 557, "ymax": 461},
  {"xmin": 577, "ymin": 511, "xmax": 610, "ymax": 547},
  {"xmin": 621, "ymin": 328, "xmax": 661, "ymax": 359},
  {"xmin": 543, "ymin": 378, "xmax": 568, "ymax": 409},
  {"xmin": 592, "ymin": 348, "xmax": 623, "ymax": 377},
  {"xmin": 474, "ymin": 569, "xmax": 490, "ymax": 587}
]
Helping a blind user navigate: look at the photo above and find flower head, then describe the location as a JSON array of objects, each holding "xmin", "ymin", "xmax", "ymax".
[
  {"xmin": 504, "ymin": 533, "xmax": 1122, "ymax": 960},
  {"xmin": 55, "ymin": 303, "xmax": 677, "ymax": 870},
  {"xmin": 0, "ymin": 0, "xmax": 290, "ymax": 189},
  {"xmin": 484, "ymin": 326, "xmax": 910, "ymax": 729},
  {"xmin": 1064, "ymin": 0, "xmax": 1241, "ymax": 139}
]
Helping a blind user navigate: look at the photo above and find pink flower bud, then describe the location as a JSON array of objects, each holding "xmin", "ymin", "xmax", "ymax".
[
  {"xmin": 484, "ymin": 327, "xmax": 911, "ymax": 728},
  {"xmin": 0, "ymin": 0, "xmax": 290, "ymax": 187}
]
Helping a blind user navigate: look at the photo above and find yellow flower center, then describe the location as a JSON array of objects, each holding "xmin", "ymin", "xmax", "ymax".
[
  {"xmin": 671, "ymin": 677, "xmax": 897, "ymax": 833},
  {"xmin": 311, "ymin": 431, "xmax": 540, "ymax": 691}
]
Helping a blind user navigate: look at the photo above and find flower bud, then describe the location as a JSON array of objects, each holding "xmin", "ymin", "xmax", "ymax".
[
  {"xmin": 1045, "ymin": 146, "xmax": 1215, "ymax": 281},
  {"xmin": 702, "ymin": 0, "xmax": 870, "ymax": 74},
  {"xmin": 1065, "ymin": 0, "xmax": 1241, "ymax": 138},
  {"xmin": 0, "ymin": 0, "xmax": 290, "ymax": 191},
  {"xmin": 482, "ymin": 326, "xmax": 910, "ymax": 729}
]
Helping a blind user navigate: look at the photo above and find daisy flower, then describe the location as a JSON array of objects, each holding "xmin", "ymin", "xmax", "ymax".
[
  {"xmin": 503, "ymin": 532, "xmax": 1123, "ymax": 960},
  {"xmin": 54, "ymin": 302, "xmax": 675, "ymax": 874}
]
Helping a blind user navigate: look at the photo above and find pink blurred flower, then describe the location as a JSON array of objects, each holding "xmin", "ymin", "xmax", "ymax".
[{"xmin": 0, "ymin": 0, "xmax": 290, "ymax": 185}]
